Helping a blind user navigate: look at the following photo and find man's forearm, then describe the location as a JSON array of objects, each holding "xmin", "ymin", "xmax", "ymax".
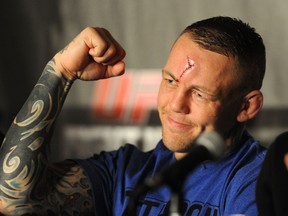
[{"xmin": 0, "ymin": 59, "xmax": 72, "ymax": 214}]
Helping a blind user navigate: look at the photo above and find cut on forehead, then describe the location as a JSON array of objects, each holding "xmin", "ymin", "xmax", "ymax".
[
  {"xmin": 180, "ymin": 16, "xmax": 266, "ymax": 92},
  {"xmin": 169, "ymin": 35, "xmax": 239, "ymax": 79},
  {"xmin": 179, "ymin": 56, "xmax": 196, "ymax": 79},
  {"xmin": 174, "ymin": 33, "xmax": 253, "ymax": 97}
]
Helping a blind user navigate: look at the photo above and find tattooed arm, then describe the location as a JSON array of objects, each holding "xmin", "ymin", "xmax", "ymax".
[{"xmin": 0, "ymin": 27, "xmax": 126, "ymax": 215}]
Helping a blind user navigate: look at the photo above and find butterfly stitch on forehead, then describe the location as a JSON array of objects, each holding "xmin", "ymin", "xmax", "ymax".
[{"xmin": 179, "ymin": 56, "xmax": 195, "ymax": 79}]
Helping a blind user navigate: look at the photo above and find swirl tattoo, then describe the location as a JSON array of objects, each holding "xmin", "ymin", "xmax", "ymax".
[{"xmin": 0, "ymin": 60, "xmax": 93, "ymax": 215}]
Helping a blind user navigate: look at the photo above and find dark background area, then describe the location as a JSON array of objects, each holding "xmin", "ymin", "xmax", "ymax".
[{"xmin": 1, "ymin": 1, "xmax": 287, "ymax": 161}]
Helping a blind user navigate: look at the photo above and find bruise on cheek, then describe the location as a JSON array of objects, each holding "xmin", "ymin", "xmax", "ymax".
[{"xmin": 179, "ymin": 56, "xmax": 195, "ymax": 80}]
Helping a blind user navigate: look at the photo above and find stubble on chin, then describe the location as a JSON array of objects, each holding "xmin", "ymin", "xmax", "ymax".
[{"xmin": 161, "ymin": 128, "xmax": 201, "ymax": 153}]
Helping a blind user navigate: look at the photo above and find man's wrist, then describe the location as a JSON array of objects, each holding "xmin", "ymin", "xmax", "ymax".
[{"xmin": 53, "ymin": 53, "xmax": 77, "ymax": 82}]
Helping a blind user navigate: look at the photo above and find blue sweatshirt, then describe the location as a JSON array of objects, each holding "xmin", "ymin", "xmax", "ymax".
[{"xmin": 75, "ymin": 131, "xmax": 266, "ymax": 216}]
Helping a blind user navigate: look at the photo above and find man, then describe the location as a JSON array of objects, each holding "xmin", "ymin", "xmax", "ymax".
[
  {"xmin": 256, "ymin": 131, "xmax": 288, "ymax": 216},
  {"xmin": 0, "ymin": 16, "xmax": 266, "ymax": 215}
]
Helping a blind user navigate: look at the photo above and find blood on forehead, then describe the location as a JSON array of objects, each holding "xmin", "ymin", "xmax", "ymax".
[{"xmin": 179, "ymin": 56, "xmax": 195, "ymax": 80}]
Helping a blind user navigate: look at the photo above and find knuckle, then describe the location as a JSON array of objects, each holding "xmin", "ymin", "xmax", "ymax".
[{"xmin": 106, "ymin": 46, "xmax": 117, "ymax": 56}]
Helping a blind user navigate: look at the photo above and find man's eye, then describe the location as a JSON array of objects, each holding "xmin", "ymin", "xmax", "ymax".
[
  {"xmin": 192, "ymin": 91, "xmax": 209, "ymax": 101},
  {"xmin": 195, "ymin": 92, "xmax": 204, "ymax": 99},
  {"xmin": 166, "ymin": 79, "xmax": 176, "ymax": 85},
  {"xmin": 196, "ymin": 92, "xmax": 203, "ymax": 98}
]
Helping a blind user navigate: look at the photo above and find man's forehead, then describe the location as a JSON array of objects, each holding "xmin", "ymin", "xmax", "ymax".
[{"xmin": 162, "ymin": 55, "xmax": 196, "ymax": 79}]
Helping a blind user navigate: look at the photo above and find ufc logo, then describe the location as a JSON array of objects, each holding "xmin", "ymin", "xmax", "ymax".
[{"xmin": 92, "ymin": 69, "xmax": 161, "ymax": 124}]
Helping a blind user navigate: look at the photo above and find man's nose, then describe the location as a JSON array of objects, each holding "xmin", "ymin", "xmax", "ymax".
[{"xmin": 169, "ymin": 89, "xmax": 190, "ymax": 114}]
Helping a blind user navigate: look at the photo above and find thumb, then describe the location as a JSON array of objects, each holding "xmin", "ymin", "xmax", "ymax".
[{"xmin": 106, "ymin": 61, "xmax": 126, "ymax": 78}]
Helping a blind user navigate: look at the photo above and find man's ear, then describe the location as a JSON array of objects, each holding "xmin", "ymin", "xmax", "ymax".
[{"xmin": 237, "ymin": 90, "xmax": 263, "ymax": 123}]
